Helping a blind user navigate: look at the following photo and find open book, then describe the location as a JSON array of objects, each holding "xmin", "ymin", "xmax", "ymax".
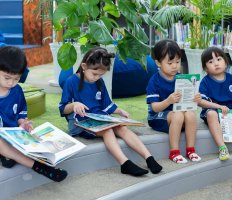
[
  {"xmin": 173, "ymin": 74, "xmax": 200, "ymax": 112},
  {"xmin": 75, "ymin": 113, "xmax": 145, "ymax": 133},
  {"xmin": 0, "ymin": 122, "xmax": 86, "ymax": 166},
  {"xmin": 218, "ymin": 109, "xmax": 232, "ymax": 143}
]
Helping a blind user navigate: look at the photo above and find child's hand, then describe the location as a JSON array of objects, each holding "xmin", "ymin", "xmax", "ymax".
[
  {"xmin": 118, "ymin": 108, "xmax": 130, "ymax": 118},
  {"xmin": 167, "ymin": 92, "xmax": 181, "ymax": 104},
  {"xmin": 73, "ymin": 102, "xmax": 89, "ymax": 117},
  {"xmin": 194, "ymin": 93, "xmax": 202, "ymax": 104},
  {"xmin": 219, "ymin": 105, "xmax": 230, "ymax": 115},
  {"xmin": 20, "ymin": 118, "xmax": 33, "ymax": 132}
]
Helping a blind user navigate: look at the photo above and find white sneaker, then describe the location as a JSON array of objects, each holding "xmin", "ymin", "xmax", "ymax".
[
  {"xmin": 187, "ymin": 152, "xmax": 201, "ymax": 162},
  {"xmin": 171, "ymin": 155, "xmax": 188, "ymax": 164}
]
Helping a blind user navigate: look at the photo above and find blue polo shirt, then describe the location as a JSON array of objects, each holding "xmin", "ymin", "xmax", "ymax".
[
  {"xmin": 0, "ymin": 84, "xmax": 27, "ymax": 127},
  {"xmin": 59, "ymin": 74, "xmax": 117, "ymax": 122}
]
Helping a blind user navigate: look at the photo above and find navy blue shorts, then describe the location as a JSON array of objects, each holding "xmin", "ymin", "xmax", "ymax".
[
  {"xmin": 200, "ymin": 108, "xmax": 219, "ymax": 125},
  {"xmin": 148, "ymin": 111, "xmax": 170, "ymax": 133}
]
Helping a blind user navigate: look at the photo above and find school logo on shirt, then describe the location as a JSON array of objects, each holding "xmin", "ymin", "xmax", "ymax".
[
  {"xmin": 229, "ymin": 85, "xmax": 232, "ymax": 92},
  {"xmin": 13, "ymin": 104, "xmax": 18, "ymax": 114},
  {"xmin": 158, "ymin": 112, "xmax": 164, "ymax": 118},
  {"xmin": 95, "ymin": 91, "xmax": 102, "ymax": 100}
]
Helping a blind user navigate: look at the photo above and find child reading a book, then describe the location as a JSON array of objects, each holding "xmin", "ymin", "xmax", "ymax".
[
  {"xmin": 198, "ymin": 46, "xmax": 231, "ymax": 161},
  {"xmin": 146, "ymin": 39, "xmax": 202, "ymax": 164},
  {"xmin": 59, "ymin": 47, "xmax": 162, "ymax": 176},
  {"xmin": 0, "ymin": 46, "xmax": 67, "ymax": 182}
]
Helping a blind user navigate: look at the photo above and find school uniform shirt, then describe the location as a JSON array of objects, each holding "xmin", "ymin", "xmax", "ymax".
[
  {"xmin": 59, "ymin": 74, "xmax": 118, "ymax": 122},
  {"xmin": 146, "ymin": 71, "xmax": 176, "ymax": 120},
  {"xmin": 199, "ymin": 72, "xmax": 232, "ymax": 110},
  {"xmin": 0, "ymin": 84, "xmax": 27, "ymax": 127}
]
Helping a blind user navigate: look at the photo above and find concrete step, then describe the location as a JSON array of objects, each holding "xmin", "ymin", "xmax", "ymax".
[
  {"xmin": 0, "ymin": 129, "xmax": 231, "ymax": 199},
  {"xmin": 8, "ymin": 154, "xmax": 232, "ymax": 200}
]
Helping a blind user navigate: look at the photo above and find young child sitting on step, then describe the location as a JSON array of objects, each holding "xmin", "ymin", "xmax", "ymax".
[
  {"xmin": 146, "ymin": 39, "xmax": 202, "ymax": 164},
  {"xmin": 0, "ymin": 46, "xmax": 67, "ymax": 182}
]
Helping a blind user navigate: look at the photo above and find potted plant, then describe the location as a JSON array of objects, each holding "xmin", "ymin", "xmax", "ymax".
[
  {"xmin": 153, "ymin": 0, "xmax": 232, "ymax": 76},
  {"xmin": 51, "ymin": 0, "xmax": 165, "ymax": 94}
]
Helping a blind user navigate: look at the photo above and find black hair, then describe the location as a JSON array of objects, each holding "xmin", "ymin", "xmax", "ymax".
[
  {"xmin": 77, "ymin": 46, "xmax": 115, "ymax": 91},
  {"xmin": 201, "ymin": 47, "xmax": 228, "ymax": 71},
  {"xmin": 0, "ymin": 46, "xmax": 27, "ymax": 75},
  {"xmin": 151, "ymin": 39, "xmax": 182, "ymax": 63}
]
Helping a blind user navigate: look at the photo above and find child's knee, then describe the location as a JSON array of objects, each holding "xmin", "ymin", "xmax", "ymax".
[
  {"xmin": 184, "ymin": 111, "xmax": 196, "ymax": 120},
  {"xmin": 171, "ymin": 112, "xmax": 184, "ymax": 123},
  {"xmin": 114, "ymin": 125, "xmax": 127, "ymax": 132},
  {"xmin": 206, "ymin": 110, "xmax": 218, "ymax": 120}
]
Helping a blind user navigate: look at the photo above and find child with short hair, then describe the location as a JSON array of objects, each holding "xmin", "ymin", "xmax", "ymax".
[
  {"xmin": 146, "ymin": 39, "xmax": 202, "ymax": 164},
  {"xmin": 59, "ymin": 47, "xmax": 162, "ymax": 176},
  {"xmin": 0, "ymin": 46, "xmax": 67, "ymax": 182},
  {"xmin": 198, "ymin": 46, "xmax": 231, "ymax": 161}
]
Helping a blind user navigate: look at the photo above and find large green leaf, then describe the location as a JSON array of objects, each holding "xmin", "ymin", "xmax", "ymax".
[
  {"xmin": 89, "ymin": 5, "xmax": 100, "ymax": 19},
  {"xmin": 58, "ymin": 43, "xmax": 77, "ymax": 70},
  {"xmin": 133, "ymin": 24, "xmax": 149, "ymax": 43},
  {"xmin": 118, "ymin": 0, "xmax": 142, "ymax": 24},
  {"xmin": 89, "ymin": 0, "xmax": 100, "ymax": 6},
  {"xmin": 117, "ymin": 30, "xmax": 150, "ymax": 67},
  {"xmin": 53, "ymin": 2, "xmax": 77, "ymax": 27},
  {"xmin": 100, "ymin": 16, "xmax": 114, "ymax": 32},
  {"xmin": 63, "ymin": 27, "xmax": 81, "ymax": 40},
  {"xmin": 89, "ymin": 20, "xmax": 114, "ymax": 45},
  {"xmin": 103, "ymin": 3, "xmax": 120, "ymax": 18}
]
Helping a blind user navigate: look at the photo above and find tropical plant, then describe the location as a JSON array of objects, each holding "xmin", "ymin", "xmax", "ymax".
[
  {"xmin": 152, "ymin": 0, "xmax": 232, "ymax": 49},
  {"xmin": 52, "ymin": 0, "xmax": 165, "ymax": 70}
]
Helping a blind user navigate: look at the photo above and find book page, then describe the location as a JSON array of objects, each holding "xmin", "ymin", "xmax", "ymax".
[
  {"xmin": 31, "ymin": 122, "xmax": 86, "ymax": 165},
  {"xmin": 75, "ymin": 119, "xmax": 121, "ymax": 133},
  {"xmin": 0, "ymin": 122, "xmax": 86, "ymax": 166},
  {"xmin": 173, "ymin": 74, "xmax": 200, "ymax": 112},
  {"xmin": 218, "ymin": 109, "xmax": 232, "ymax": 143},
  {"xmin": 86, "ymin": 113, "xmax": 144, "ymax": 126}
]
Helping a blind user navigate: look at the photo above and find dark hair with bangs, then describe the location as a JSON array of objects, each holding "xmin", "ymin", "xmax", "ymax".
[
  {"xmin": 77, "ymin": 46, "xmax": 115, "ymax": 91},
  {"xmin": 201, "ymin": 47, "xmax": 228, "ymax": 71},
  {"xmin": 0, "ymin": 46, "xmax": 27, "ymax": 75},
  {"xmin": 151, "ymin": 39, "xmax": 182, "ymax": 63}
]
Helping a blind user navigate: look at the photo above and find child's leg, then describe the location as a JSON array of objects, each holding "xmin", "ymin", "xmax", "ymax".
[
  {"xmin": 167, "ymin": 112, "xmax": 187, "ymax": 163},
  {"xmin": 168, "ymin": 112, "xmax": 184, "ymax": 150},
  {"xmin": 96, "ymin": 129, "xmax": 148, "ymax": 176},
  {"xmin": 113, "ymin": 126, "xmax": 162, "ymax": 174},
  {"xmin": 0, "ymin": 139, "xmax": 67, "ymax": 182},
  {"xmin": 113, "ymin": 126, "xmax": 151, "ymax": 159},
  {"xmin": 206, "ymin": 110, "xmax": 229, "ymax": 160},
  {"xmin": 207, "ymin": 110, "xmax": 225, "ymax": 146},
  {"xmin": 184, "ymin": 111, "xmax": 201, "ymax": 162}
]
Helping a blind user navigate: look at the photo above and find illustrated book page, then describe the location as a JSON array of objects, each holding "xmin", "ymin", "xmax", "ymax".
[
  {"xmin": 0, "ymin": 122, "xmax": 86, "ymax": 166},
  {"xmin": 75, "ymin": 113, "xmax": 144, "ymax": 133}
]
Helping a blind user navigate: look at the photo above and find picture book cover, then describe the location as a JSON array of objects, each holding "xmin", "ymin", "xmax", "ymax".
[{"xmin": 173, "ymin": 74, "xmax": 200, "ymax": 112}]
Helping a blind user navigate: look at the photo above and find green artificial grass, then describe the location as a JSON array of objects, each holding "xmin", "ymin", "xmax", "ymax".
[{"xmin": 31, "ymin": 94, "xmax": 148, "ymax": 132}]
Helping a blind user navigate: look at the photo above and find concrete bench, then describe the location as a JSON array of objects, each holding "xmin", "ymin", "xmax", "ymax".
[{"xmin": 1, "ymin": 127, "xmax": 231, "ymax": 199}]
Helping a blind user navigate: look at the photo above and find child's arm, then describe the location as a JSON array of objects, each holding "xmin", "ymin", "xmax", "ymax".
[
  {"xmin": 18, "ymin": 118, "xmax": 33, "ymax": 132},
  {"xmin": 151, "ymin": 92, "xmax": 181, "ymax": 112},
  {"xmin": 63, "ymin": 102, "xmax": 89, "ymax": 118},
  {"xmin": 198, "ymin": 99, "xmax": 229, "ymax": 115},
  {"xmin": 113, "ymin": 108, "xmax": 129, "ymax": 118}
]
